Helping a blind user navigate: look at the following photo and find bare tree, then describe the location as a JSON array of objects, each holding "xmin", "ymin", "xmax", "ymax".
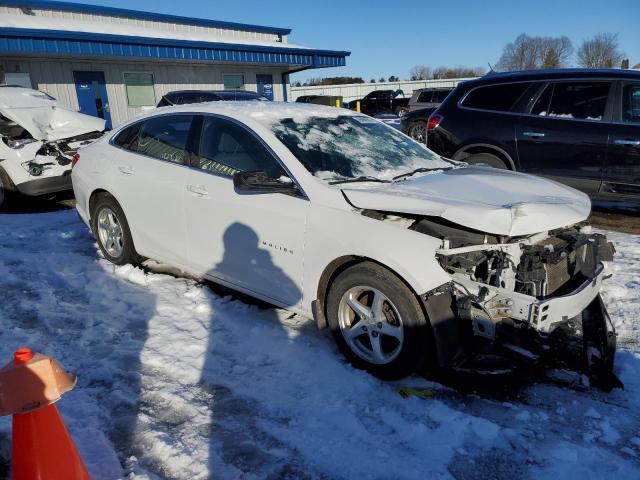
[
  {"xmin": 496, "ymin": 34, "xmax": 573, "ymax": 71},
  {"xmin": 409, "ymin": 65, "xmax": 432, "ymax": 81},
  {"xmin": 577, "ymin": 33, "xmax": 624, "ymax": 68},
  {"xmin": 431, "ymin": 66, "xmax": 484, "ymax": 79}
]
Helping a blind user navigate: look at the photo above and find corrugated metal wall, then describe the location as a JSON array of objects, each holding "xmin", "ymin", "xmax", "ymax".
[
  {"xmin": 0, "ymin": 56, "xmax": 287, "ymax": 126},
  {"xmin": 0, "ymin": 5, "xmax": 285, "ymax": 44},
  {"xmin": 290, "ymin": 78, "xmax": 475, "ymax": 103}
]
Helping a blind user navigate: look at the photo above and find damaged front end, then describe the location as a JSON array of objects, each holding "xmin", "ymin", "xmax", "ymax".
[
  {"xmin": 427, "ymin": 219, "xmax": 621, "ymax": 390},
  {"xmin": 0, "ymin": 90, "xmax": 105, "ymax": 197}
]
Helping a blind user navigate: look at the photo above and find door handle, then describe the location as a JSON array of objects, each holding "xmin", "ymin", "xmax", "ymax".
[
  {"xmin": 187, "ymin": 184, "xmax": 209, "ymax": 196},
  {"xmin": 118, "ymin": 165, "xmax": 133, "ymax": 175},
  {"xmin": 613, "ymin": 139, "xmax": 640, "ymax": 147},
  {"xmin": 522, "ymin": 131, "xmax": 546, "ymax": 138}
]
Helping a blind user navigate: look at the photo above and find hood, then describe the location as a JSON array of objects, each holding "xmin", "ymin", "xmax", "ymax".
[
  {"xmin": 0, "ymin": 87, "xmax": 105, "ymax": 141},
  {"xmin": 342, "ymin": 166, "xmax": 591, "ymax": 236}
]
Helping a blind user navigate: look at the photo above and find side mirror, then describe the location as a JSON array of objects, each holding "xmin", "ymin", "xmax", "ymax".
[{"xmin": 233, "ymin": 170, "xmax": 299, "ymax": 195}]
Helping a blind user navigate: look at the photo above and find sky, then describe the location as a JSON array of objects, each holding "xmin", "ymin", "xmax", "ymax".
[{"xmin": 64, "ymin": 0, "xmax": 640, "ymax": 83}]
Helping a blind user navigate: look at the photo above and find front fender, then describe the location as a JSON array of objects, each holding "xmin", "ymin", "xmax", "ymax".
[{"xmin": 303, "ymin": 205, "xmax": 450, "ymax": 309}]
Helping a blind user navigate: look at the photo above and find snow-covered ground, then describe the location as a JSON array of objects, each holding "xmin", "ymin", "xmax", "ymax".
[{"xmin": 0, "ymin": 209, "xmax": 639, "ymax": 479}]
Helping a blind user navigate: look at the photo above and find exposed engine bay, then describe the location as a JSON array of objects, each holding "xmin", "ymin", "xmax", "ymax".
[
  {"xmin": 0, "ymin": 87, "xmax": 106, "ymax": 198},
  {"xmin": 1, "ymin": 112, "xmax": 102, "ymax": 176},
  {"xmin": 361, "ymin": 209, "xmax": 621, "ymax": 390}
]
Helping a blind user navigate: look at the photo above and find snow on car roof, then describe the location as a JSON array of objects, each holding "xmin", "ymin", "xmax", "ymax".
[{"xmin": 152, "ymin": 101, "xmax": 360, "ymax": 128}]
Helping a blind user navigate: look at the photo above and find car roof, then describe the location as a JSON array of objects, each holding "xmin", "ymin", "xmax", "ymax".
[
  {"xmin": 164, "ymin": 89, "xmax": 262, "ymax": 97},
  {"xmin": 467, "ymin": 68, "xmax": 640, "ymax": 86},
  {"xmin": 414, "ymin": 87, "xmax": 453, "ymax": 92},
  {"xmin": 139, "ymin": 101, "xmax": 360, "ymax": 130}
]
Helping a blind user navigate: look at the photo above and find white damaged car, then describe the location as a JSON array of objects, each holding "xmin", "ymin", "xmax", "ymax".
[
  {"xmin": 0, "ymin": 86, "xmax": 105, "ymax": 208},
  {"xmin": 72, "ymin": 102, "xmax": 620, "ymax": 389}
]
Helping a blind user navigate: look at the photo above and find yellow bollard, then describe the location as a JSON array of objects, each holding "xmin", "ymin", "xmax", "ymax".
[
  {"xmin": 335, "ymin": 98, "xmax": 341, "ymax": 108},
  {"xmin": 356, "ymin": 100, "xmax": 361, "ymax": 113}
]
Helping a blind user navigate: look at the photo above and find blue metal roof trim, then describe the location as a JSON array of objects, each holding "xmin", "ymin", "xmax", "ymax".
[
  {"xmin": 0, "ymin": 0, "xmax": 293, "ymax": 35},
  {"xmin": 0, "ymin": 28, "xmax": 350, "ymax": 67}
]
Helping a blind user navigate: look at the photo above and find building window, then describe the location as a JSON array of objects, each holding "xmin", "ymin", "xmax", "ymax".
[
  {"xmin": 4, "ymin": 72, "xmax": 32, "ymax": 88},
  {"xmin": 123, "ymin": 72, "xmax": 155, "ymax": 106},
  {"xmin": 223, "ymin": 74, "xmax": 245, "ymax": 91}
]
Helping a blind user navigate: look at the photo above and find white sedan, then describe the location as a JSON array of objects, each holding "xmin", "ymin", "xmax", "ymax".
[{"xmin": 72, "ymin": 102, "xmax": 620, "ymax": 388}]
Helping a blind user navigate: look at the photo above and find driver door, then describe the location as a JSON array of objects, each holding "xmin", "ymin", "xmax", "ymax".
[{"xmin": 183, "ymin": 115, "xmax": 308, "ymax": 307}]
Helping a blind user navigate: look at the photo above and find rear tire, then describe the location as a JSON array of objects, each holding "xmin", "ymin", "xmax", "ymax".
[
  {"xmin": 326, "ymin": 261, "xmax": 431, "ymax": 379},
  {"xmin": 90, "ymin": 193, "xmax": 142, "ymax": 265},
  {"xmin": 395, "ymin": 106, "xmax": 407, "ymax": 116},
  {"xmin": 464, "ymin": 152, "xmax": 509, "ymax": 169},
  {"xmin": 0, "ymin": 166, "xmax": 17, "ymax": 210},
  {"xmin": 407, "ymin": 120, "xmax": 427, "ymax": 144}
]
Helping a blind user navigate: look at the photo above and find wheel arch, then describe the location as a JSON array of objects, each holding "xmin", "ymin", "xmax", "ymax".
[
  {"xmin": 88, "ymin": 188, "xmax": 116, "ymax": 223},
  {"xmin": 314, "ymin": 255, "xmax": 431, "ymax": 331},
  {"xmin": 453, "ymin": 143, "xmax": 516, "ymax": 170}
]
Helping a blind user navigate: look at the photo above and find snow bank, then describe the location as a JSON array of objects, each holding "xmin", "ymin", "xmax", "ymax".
[{"xmin": 0, "ymin": 211, "xmax": 639, "ymax": 479}]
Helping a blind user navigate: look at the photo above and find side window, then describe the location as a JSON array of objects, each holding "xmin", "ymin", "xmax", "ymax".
[
  {"xmin": 462, "ymin": 82, "xmax": 531, "ymax": 112},
  {"xmin": 113, "ymin": 123, "xmax": 141, "ymax": 151},
  {"xmin": 622, "ymin": 84, "xmax": 640, "ymax": 124},
  {"xmin": 417, "ymin": 91, "xmax": 433, "ymax": 103},
  {"xmin": 534, "ymin": 82, "xmax": 610, "ymax": 121},
  {"xmin": 193, "ymin": 116, "xmax": 285, "ymax": 179},
  {"xmin": 136, "ymin": 115, "xmax": 194, "ymax": 164},
  {"xmin": 434, "ymin": 90, "xmax": 451, "ymax": 102}
]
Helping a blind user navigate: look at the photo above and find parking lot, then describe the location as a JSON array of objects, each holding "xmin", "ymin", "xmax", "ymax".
[{"xmin": 0, "ymin": 198, "xmax": 639, "ymax": 479}]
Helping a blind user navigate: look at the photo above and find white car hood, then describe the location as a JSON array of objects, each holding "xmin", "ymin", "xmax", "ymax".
[
  {"xmin": 0, "ymin": 87, "xmax": 105, "ymax": 141},
  {"xmin": 342, "ymin": 166, "xmax": 591, "ymax": 236}
]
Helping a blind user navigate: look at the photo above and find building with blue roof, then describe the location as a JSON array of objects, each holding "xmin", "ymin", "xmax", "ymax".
[{"xmin": 0, "ymin": 0, "xmax": 350, "ymax": 127}]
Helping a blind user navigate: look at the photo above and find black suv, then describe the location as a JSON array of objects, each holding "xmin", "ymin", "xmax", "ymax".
[{"xmin": 427, "ymin": 69, "xmax": 640, "ymax": 200}]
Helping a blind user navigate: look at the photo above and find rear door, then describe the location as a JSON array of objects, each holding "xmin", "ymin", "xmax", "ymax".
[
  {"xmin": 110, "ymin": 113, "xmax": 194, "ymax": 266},
  {"xmin": 602, "ymin": 81, "xmax": 640, "ymax": 197},
  {"xmin": 516, "ymin": 80, "xmax": 613, "ymax": 194}
]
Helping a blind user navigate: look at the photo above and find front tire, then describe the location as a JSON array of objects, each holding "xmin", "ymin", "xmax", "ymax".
[
  {"xmin": 326, "ymin": 261, "xmax": 431, "ymax": 379},
  {"xmin": 91, "ymin": 194, "xmax": 142, "ymax": 265}
]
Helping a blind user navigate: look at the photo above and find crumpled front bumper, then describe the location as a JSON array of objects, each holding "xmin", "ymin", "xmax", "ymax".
[
  {"xmin": 15, "ymin": 170, "xmax": 72, "ymax": 196},
  {"xmin": 453, "ymin": 263, "xmax": 607, "ymax": 334}
]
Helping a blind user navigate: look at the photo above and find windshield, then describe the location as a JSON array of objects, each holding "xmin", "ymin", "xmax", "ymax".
[{"xmin": 271, "ymin": 115, "xmax": 452, "ymax": 182}]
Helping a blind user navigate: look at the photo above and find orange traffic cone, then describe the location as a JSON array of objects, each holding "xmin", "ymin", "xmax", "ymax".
[{"xmin": 0, "ymin": 348, "xmax": 91, "ymax": 480}]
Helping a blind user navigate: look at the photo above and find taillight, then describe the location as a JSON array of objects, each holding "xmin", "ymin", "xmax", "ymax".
[
  {"xmin": 427, "ymin": 114, "xmax": 442, "ymax": 131},
  {"xmin": 71, "ymin": 153, "xmax": 80, "ymax": 168}
]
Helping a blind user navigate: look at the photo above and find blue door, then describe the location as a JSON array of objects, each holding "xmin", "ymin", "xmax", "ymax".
[
  {"xmin": 256, "ymin": 74, "xmax": 274, "ymax": 101},
  {"xmin": 73, "ymin": 71, "xmax": 112, "ymax": 129}
]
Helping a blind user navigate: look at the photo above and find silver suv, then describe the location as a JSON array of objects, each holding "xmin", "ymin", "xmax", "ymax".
[{"xmin": 407, "ymin": 87, "xmax": 452, "ymax": 111}]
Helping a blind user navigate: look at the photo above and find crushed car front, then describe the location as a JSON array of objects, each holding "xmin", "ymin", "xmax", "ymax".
[
  {"xmin": 265, "ymin": 107, "xmax": 621, "ymax": 389},
  {"xmin": 0, "ymin": 87, "xmax": 105, "ymax": 199}
]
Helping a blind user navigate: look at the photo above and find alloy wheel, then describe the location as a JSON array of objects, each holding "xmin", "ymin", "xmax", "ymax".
[
  {"xmin": 97, "ymin": 207, "xmax": 124, "ymax": 257},
  {"xmin": 338, "ymin": 286, "xmax": 404, "ymax": 365},
  {"xmin": 409, "ymin": 122, "xmax": 426, "ymax": 143}
]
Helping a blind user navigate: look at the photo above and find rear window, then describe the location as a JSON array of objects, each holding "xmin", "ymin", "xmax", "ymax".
[
  {"xmin": 433, "ymin": 90, "xmax": 451, "ymax": 103},
  {"xmin": 461, "ymin": 82, "xmax": 531, "ymax": 112},
  {"xmin": 417, "ymin": 91, "xmax": 433, "ymax": 103},
  {"xmin": 135, "ymin": 114, "xmax": 194, "ymax": 164},
  {"xmin": 531, "ymin": 82, "xmax": 610, "ymax": 121}
]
